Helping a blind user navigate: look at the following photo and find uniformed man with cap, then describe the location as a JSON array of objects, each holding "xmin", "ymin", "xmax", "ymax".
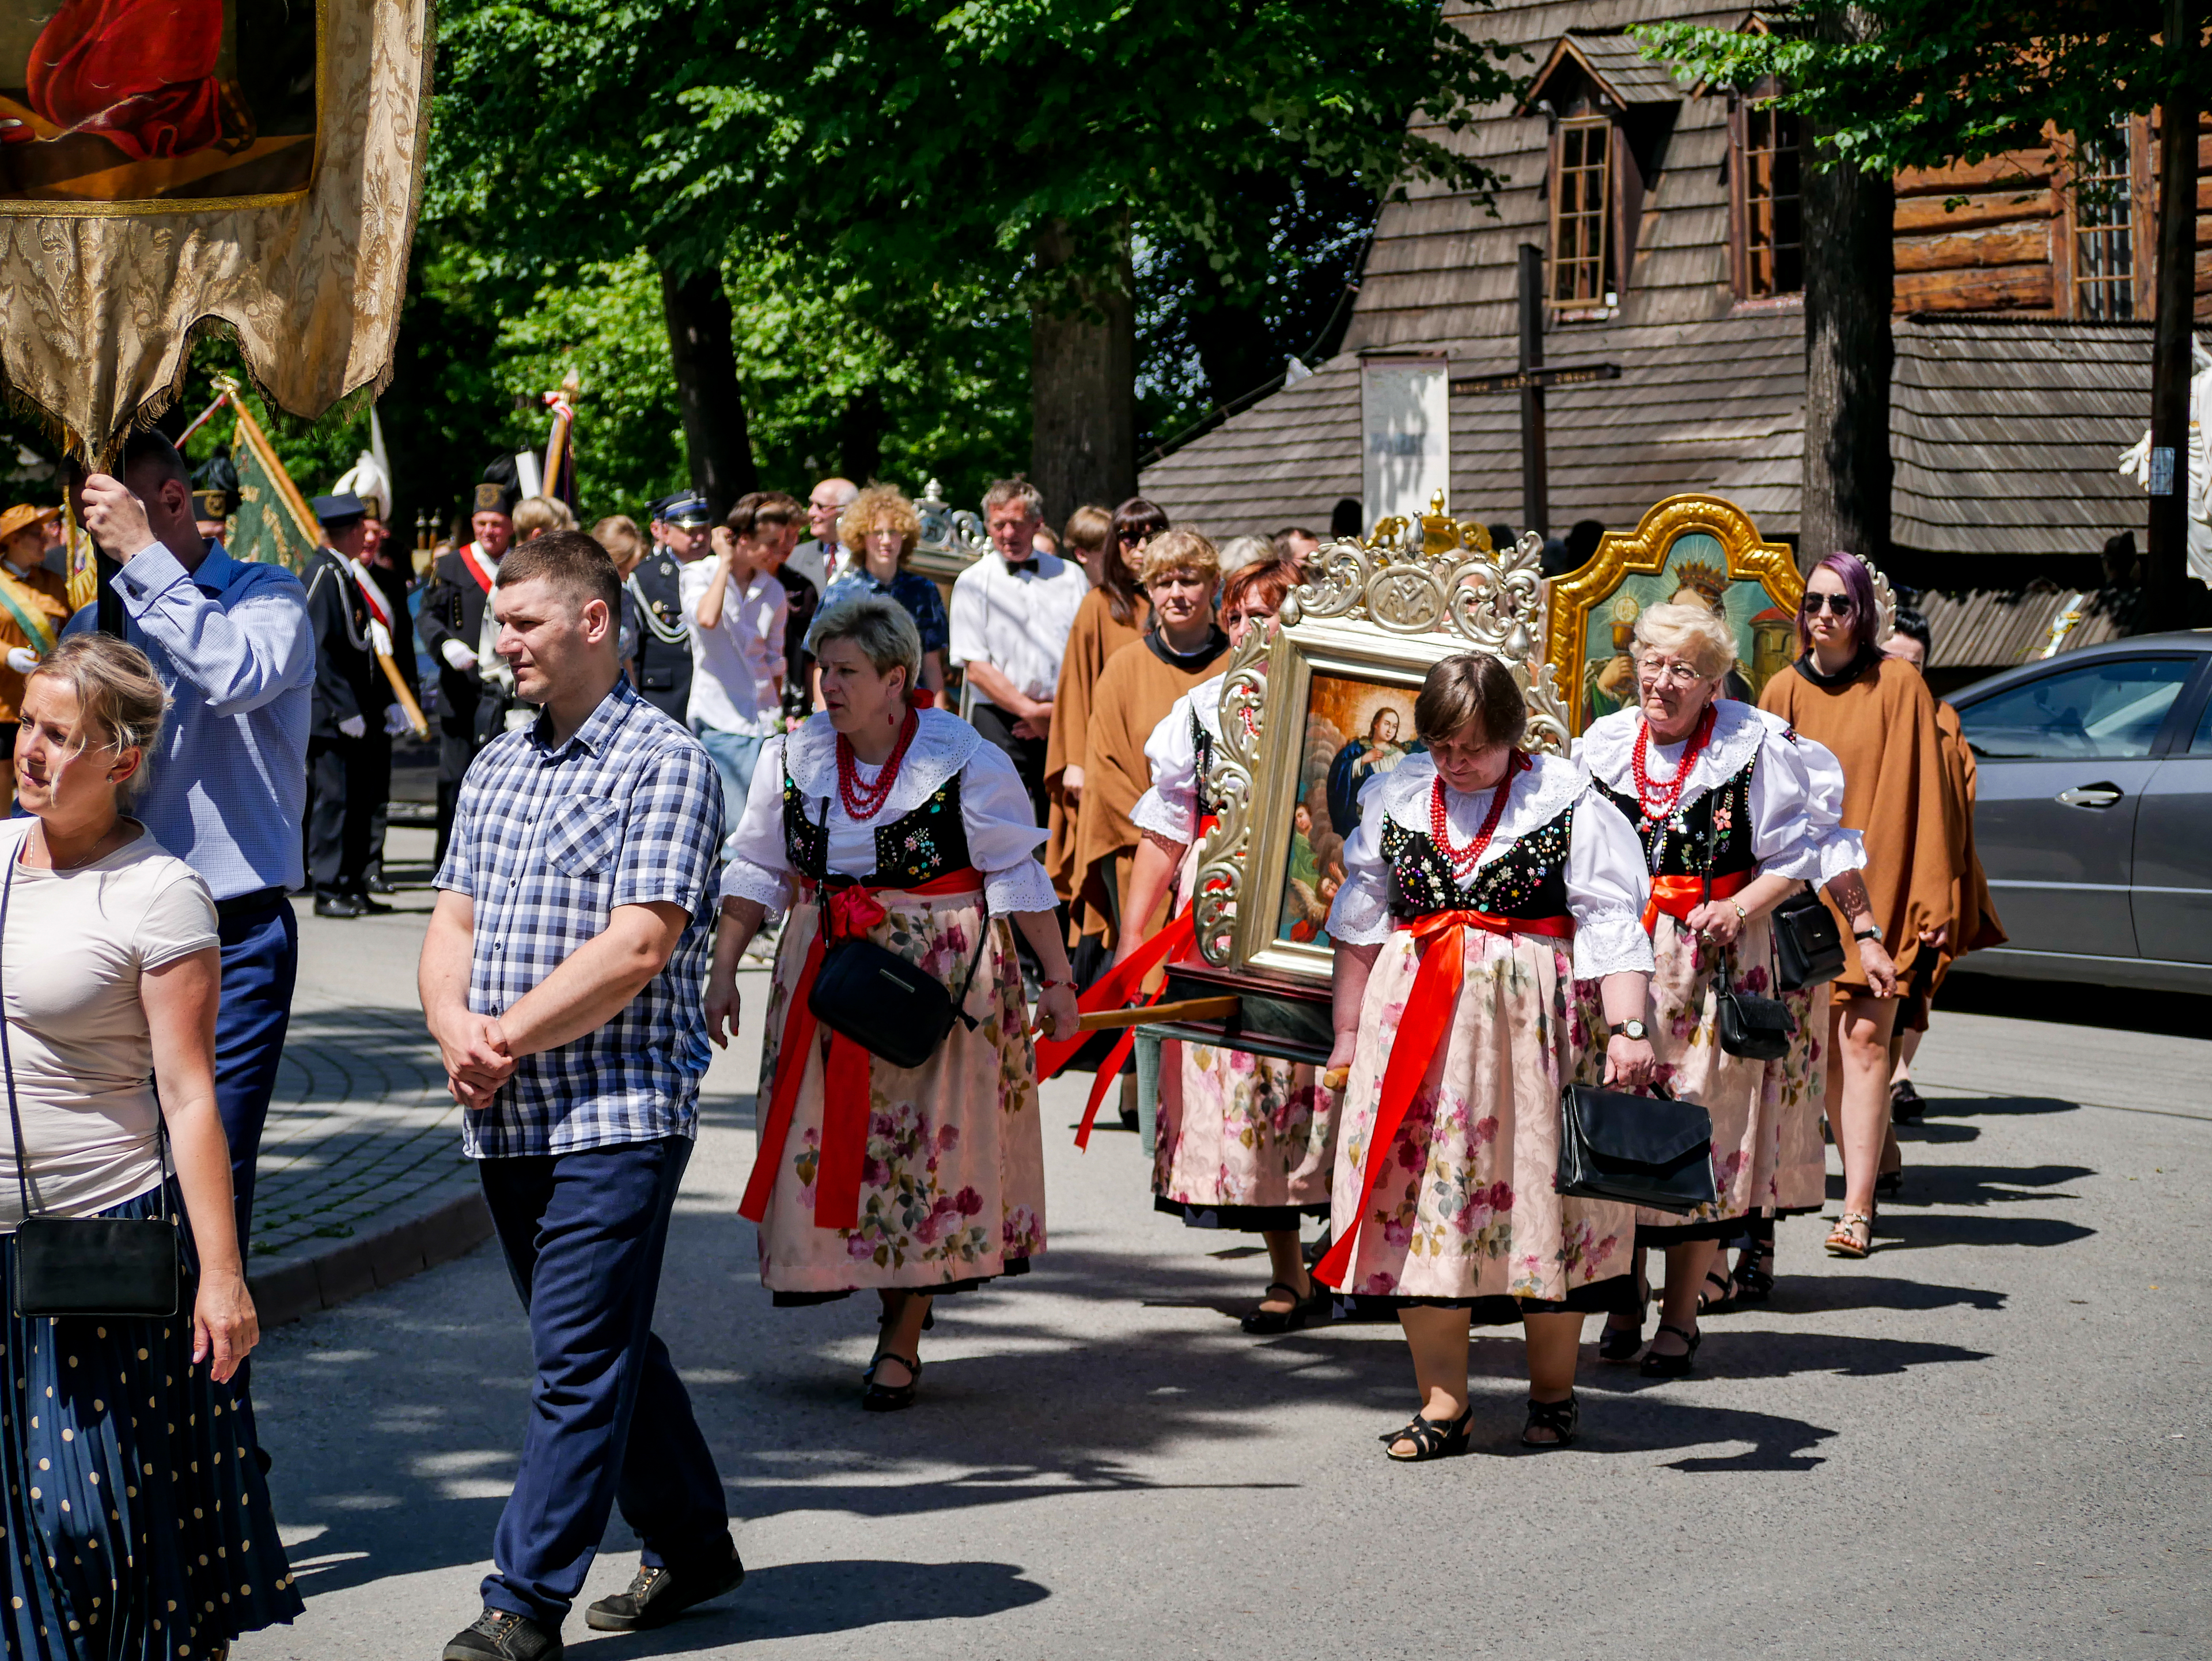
[
  {"xmin": 302, "ymin": 491, "xmax": 401, "ymax": 917},
  {"xmin": 418, "ymin": 460, "xmax": 518, "ymax": 861},
  {"xmin": 627, "ymin": 492, "xmax": 705, "ymax": 721},
  {"xmin": 191, "ymin": 448, "xmax": 240, "ymax": 544}
]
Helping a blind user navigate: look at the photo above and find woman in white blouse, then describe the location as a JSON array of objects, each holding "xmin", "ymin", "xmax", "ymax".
[
  {"xmin": 706, "ymin": 597, "xmax": 1080, "ymax": 1411},
  {"xmin": 1576, "ymin": 602, "xmax": 1866, "ymax": 1376},
  {"xmin": 0, "ymin": 634, "xmax": 299, "ymax": 1655},
  {"xmin": 1317, "ymin": 653, "xmax": 1656, "ymax": 1459},
  {"xmin": 1116, "ymin": 558, "xmax": 1340, "ymax": 1333}
]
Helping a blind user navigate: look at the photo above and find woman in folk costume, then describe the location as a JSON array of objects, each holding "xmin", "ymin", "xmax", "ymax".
[
  {"xmin": 1319, "ymin": 653, "xmax": 1656, "ymax": 1459},
  {"xmin": 1070, "ymin": 528, "xmax": 1232, "ymax": 962},
  {"xmin": 1575, "ymin": 603, "xmax": 1863, "ymax": 1375},
  {"xmin": 706, "ymin": 597, "xmax": 1081, "ymax": 1410},
  {"xmin": 1759, "ymin": 553, "xmax": 1940, "ymax": 1260},
  {"xmin": 1042, "ymin": 500, "xmax": 1157, "ymax": 906},
  {"xmin": 1111, "ymin": 559, "xmax": 1340, "ymax": 1334}
]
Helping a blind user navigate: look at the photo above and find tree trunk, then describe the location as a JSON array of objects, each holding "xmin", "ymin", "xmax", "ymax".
[
  {"xmin": 660, "ymin": 266, "xmax": 757, "ymax": 517},
  {"xmin": 1797, "ymin": 6, "xmax": 1894, "ymax": 574},
  {"xmin": 2141, "ymin": 71, "xmax": 2199, "ymax": 631},
  {"xmin": 1030, "ymin": 219, "xmax": 1135, "ymax": 526}
]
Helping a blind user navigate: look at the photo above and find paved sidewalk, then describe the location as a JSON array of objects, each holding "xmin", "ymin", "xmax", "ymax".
[{"xmin": 245, "ymin": 827, "xmax": 490, "ymax": 1324}]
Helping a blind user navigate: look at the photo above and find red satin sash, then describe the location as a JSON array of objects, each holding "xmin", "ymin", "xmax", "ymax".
[
  {"xmin": 1310, "ymin": 906, "xmax": 1574, "ymax": 1291},
  {"xmin": 1641, "ymin": 867, "xmax": 1753, "ymax": 933},
  {"xmin": 738, "ymin": 868, "xmax": 985, "ymax": 1231},
  {"xmin": 1034, "ymin": 814, "xmax": 1222, "ymax": 1149}
]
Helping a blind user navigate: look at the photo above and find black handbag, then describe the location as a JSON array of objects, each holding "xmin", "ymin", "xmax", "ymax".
[
  {"xmin": 1556, "ymin": 1083, "xmax": 1717, "ymax": 1214},
  {"xmin": 801, "ymin": 790, "xmax": 994, "ymax": 1072},
  {"xmin": 0, "ymin": 852, "xmax": 181, "ymax": 1319},
  {"xmin": 1771, "ymin": 887, "xmax": 1846, "ymax": 991},
  {"xmin": 1715, "ymin": 946, "xmax": 1793, "ymax": 1061}
]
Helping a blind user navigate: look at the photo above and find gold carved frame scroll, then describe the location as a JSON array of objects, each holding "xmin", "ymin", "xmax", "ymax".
[
  {"xmin": 1191, "ymin": 496, "xmax": 1567, "ymax": 988},
  {"xmin": 1543, "ymin": 494, "xmax": 1805, "ymax": 736}
]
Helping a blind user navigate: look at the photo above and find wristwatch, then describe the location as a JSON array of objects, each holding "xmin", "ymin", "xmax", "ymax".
[
  {"xmin": 1853, "ymin": 926, "xmax": 1881, "ymax": 942},
  {"xmin": 1608, "ymin": 1019, "xmax": 1649, "ymax": 1041}
]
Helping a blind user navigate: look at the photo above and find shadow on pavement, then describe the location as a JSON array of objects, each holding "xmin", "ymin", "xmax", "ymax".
[
  {"xmin": 597, "ymin": 1558, "xmax": 1048, "ymax": 1654},
  {"xmin": 1921, "ymin": 1094, "xmax": 2082, "ymax": 1119},
  {"xmin": 1940, "ymin": 973, "xmax": 2209, "ymax": 1039},
  {"xmin": 1763, "ymin": 1274, "xmax": 2008, "ymax": 1315},
  {"xmin": 1877, "ymin": 1163, "xmax": 2094, "ymax": 1208},
  {"xmin": 1875, "ymin": 1213, "xmax": 2094, "ymax": 1251}
]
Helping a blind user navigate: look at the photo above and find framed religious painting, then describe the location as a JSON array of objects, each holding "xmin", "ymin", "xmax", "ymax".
[
  {"xmin": 1189, "ymin": 505, "xmax": 1569, "ymax": 990},
  {"xmin": 0, "ymin": 0, "xmax": 324, "ymax": 210},
  {"xmin": 1543, "ymin": 494, "xmax": 1805, "ymax": 736}
]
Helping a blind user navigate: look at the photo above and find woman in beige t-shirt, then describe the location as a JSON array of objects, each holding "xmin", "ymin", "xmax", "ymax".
[{"xmin": 0, "ymin": 633, "xmax": 300, "ymax": 1656}]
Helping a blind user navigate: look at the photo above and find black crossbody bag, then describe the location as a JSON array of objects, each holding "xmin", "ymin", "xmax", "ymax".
[
  {"xmin": 1556, "ymin": 1082, "xmax": 1716, "ymax": 1214},
  {"xmin": 1714, "ymin": 943, "xmax": 1793, "ymax": 1061},
  {"xmin": 1771, "ymin": 887, "xmax": 1846, "ymax": 990},
  {"xmin": 802, "ymin": 794, "xmax": 993, "ymax": 1072},
  {"xmin": 0, "ymin": 852, "xmax": 181, "ymax": 1319}
]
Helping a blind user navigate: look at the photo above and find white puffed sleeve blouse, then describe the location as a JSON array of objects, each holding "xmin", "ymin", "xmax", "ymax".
[
  {"xmin": 1324, "ymin": 750, "xmax": 1656, "ymax": 979},
  {"xmin": 721, "ymin": 709, "xmax": 1058, "ymax": 915},
  {"xmin": 1128, "ymin": 673, "xmax": 1226, "ymax": 847}
]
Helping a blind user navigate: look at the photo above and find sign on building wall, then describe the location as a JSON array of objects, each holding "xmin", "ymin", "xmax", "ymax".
[{"xmin": 1360, "ymin": 354, "xmax": 1450, "ymax": 531}]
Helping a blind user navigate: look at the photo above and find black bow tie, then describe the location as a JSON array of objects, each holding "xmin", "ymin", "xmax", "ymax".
[{"xmin": 1003, "ymin": 558, "xmax": 1039, "ymax": 575}]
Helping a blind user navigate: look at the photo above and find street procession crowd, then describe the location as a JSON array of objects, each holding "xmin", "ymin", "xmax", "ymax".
[{"xmin": 0, "ymin": 436, "xmax": 2002, "ymax": 1660}]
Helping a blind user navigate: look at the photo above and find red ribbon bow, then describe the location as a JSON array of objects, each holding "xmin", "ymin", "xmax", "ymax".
[{"xmin": 826, "ymin": 884, "xmax": 888, "ymax": 940}]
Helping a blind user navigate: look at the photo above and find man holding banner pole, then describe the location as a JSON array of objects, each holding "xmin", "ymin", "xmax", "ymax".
[{"xmin": 66, "ymin": 429, "xmax": 316, "ymax": 1260}]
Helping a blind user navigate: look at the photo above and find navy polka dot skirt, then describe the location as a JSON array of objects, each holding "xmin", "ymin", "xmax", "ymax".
[{"xmin": 0, "ymin": 1185, "xmax": 302, "ymax": 1658}]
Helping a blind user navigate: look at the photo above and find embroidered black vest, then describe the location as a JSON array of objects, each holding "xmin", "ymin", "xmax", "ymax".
[
  {"xmin": 781, "ymin": 763, "xmax": 974, "ymax": 888},
  {"xmin": 1381, "ymin": 802, "xmax": 1575, "ymax": 922},
  {"xmin": 1595, "ymin": 754, "xmax": 1758, "ymax": 880},
  {"xmin": 1191, "ymin": 706, "xmax": 1218, "ymax": 824}
]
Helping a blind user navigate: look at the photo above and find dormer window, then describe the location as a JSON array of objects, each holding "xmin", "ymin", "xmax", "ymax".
[
  {"xmin": 1522, "ymin": 31, "xmax": 1682, "ymax": 320},
  {"xmin": 1729, "ymin": 90, "xmax": 1802, "ymax": 300}
]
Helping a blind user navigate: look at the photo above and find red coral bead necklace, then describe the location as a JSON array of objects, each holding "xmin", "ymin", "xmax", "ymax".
[
  {"xmin": 838, "ymin": 707, "xmax": 919, "ymax": 819},
  {"xmin": 1431, "ymin": 748, "xmax": 1528, "ymax": 877},
  {"xmin": 1631, "ymin": 703, "xmax": 1715, "ymax": 828}
]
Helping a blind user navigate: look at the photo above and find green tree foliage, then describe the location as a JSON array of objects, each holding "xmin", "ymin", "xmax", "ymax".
[{"xmin": 1635, "ymin": 3, "xmax": 2210, "ymax": 173}]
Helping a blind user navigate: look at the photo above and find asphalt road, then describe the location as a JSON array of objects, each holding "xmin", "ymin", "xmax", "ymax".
[{"xmin": 232, "ymin": 944, "xmax": 2210, "ymax": 1661}]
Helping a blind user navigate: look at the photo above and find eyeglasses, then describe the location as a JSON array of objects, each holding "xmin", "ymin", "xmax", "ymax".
[
  {"xmin": 1804, "ymin": 593, "xmax": 1856, "ymax": 616},
  {"xmin": 1637, "ymin": 657, "xmax": 1707, "ymax": 684}
]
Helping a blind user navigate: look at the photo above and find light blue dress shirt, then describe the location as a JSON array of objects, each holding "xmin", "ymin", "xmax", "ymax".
[{"xmin": 63, "ymin": 539, "xmax": 314, "ymax": 901}]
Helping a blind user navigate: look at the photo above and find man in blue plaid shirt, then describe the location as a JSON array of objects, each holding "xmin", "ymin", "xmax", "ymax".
[{"xmin": 418, "ymin": 531, "xmax": 742, "ymax": 1661}]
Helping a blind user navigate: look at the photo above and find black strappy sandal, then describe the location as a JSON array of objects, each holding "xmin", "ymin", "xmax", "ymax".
[
  {"xmin": 1696, "ymin": 1266, "xmax": 1738, "ymax": 1315},
  {"xmin": 1597, "ymin": 1311, "xmax": 1643, "ymax": 1363},
  {"xmin": 1242, "ymin": 1280, "xmax": 1329, "ymax": 1335},
  {"xmin": 1519, "ymin": 1393, "xmax": 1580, "ymax": 1450},
  {"xmin": 1380, "ymin": 1405, "xmax": 1474, "ymax": 1462},
  {"xmin": 862, "ymin": 1349, "xmax": 922, "ymax": 1412},
  {"xmin": 1639, "ymin": 1322, "xmax": 1702, "ymax": 1379},
  {"xmin": 1732, "ymin": 1246, "xmax": 1775, "ymax": 1304}
]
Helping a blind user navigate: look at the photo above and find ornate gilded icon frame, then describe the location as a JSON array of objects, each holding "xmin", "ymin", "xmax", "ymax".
[
  {"xmin": 1544, "ymin": 494, "xmax": 1806, "ymax": 736},
  {"xmin": 1190, "ymin": 499, "xmax": 1566, "ymax": 986}
]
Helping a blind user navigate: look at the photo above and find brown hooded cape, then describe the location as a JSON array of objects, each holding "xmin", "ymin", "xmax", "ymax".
[
  {"xmin": 1043, "ymin": 584, "xmax": 1148, "ymax": 901},
  {"xmin": 1759, "ymin": 652, "xmax": 1960, "ymax": 995}
]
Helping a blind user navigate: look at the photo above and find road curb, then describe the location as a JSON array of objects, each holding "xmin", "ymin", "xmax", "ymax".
[{"xmin": 248, "ymin": 1182, "xmax": 494, "ymax": 1329}]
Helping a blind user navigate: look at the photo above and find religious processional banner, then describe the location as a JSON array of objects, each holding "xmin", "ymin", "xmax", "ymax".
[
  {"xmin": 228, "ymin": 397, "xmax": 320, "ymax": 575},
  {"xmin": 0, "ymin": 0, "xmax": 433, "ymax": 461}
]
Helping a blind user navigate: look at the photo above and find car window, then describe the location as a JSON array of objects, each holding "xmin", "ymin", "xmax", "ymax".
[
  {"xmin": 2193, "ymin": 690, "xmax": 2212, "ymax": 754},
  {"xmin": 1956, "ymin": 657, "xmax": 2195, "ymax": 760}
]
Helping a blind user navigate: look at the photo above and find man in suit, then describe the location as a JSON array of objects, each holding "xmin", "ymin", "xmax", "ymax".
[
  {"xmin": 627, "ymin": 494, "xmax": 704, "ymax": 722},
  {"xmin": 419, "ymin": 463, "xmax": 518, "ymax": 862},
  {"xmin": 302, "ymin": 492, "xmax": 400, "ymax": 917},
  {"xmin": 786, "ymin": 475, "xmax": 856, "ymax": 596}
]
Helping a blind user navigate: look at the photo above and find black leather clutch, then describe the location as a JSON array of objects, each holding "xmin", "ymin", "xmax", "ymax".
[
  {"xmin": 1715, "ymin": 947, "xmax": 1793, "ymax": 1061},
  {"xmin": 1556, "ymin": 1083, "xmax": 1717, "ymax": 1214}
]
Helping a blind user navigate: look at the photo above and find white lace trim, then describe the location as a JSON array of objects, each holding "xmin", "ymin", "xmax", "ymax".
[
  {"xmin": 1324, "ymin": 879, "xmax": 1391, "ymax": 945},
  {"xmin": 984, "ymin": 861, "xmax": 1059, "ymax": 915},
  {"xmin": 1573, "ymin": 911, "xmax": 1657, "ymax": 980},
  {"xmin": 1577, "ymin": 699, "xmax": 1766, "ymax": 808},
  {"xmin": 780, "ymin": 707, "xmax": 982, "ymax": 822},
  {"xmin": 722, "ymin": 857, "xmax": 793, "ymax": 911},
  {"xmin": 1372, "ymin": 750, "xmax": 1587, "ymax": 864},
  {"xmin": 1130, "ymin": 787, "xmax": 1187, "ymax": 844}
]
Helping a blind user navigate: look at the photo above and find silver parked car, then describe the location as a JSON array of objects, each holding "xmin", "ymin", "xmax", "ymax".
[{"xmin": 1947, "ymin": 631, "xmax": 2212, "ymax": 996}]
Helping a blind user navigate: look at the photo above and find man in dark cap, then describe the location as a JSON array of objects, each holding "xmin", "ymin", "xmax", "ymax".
[
  {"xmin": 626, "ymin": 493, "xmax": 703, "ymax": 721},
  {"xmin": 302, "ymin": 491, "xmax": 399, "ymax": 917},
  {"xmin": 191, "ymin": 448, "xmax": 240, "ymax": 543},
  {"xmin": 418, "ymin": 460, "xmax": 519, "ymax": 861}
]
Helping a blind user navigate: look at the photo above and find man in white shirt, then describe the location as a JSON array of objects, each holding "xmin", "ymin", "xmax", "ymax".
[
  {"xmin": 948, "ymin": 477, "xmax": 1089, "ymax": 825},
  {"xmin": 681, "ymin": 496, "xmax": 788, "ymax": 837},
  {"xmin": 786, "ymin": 475, "xmax": 857, "ymax": 596}
]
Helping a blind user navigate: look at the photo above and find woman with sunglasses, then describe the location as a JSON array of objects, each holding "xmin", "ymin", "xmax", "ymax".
[
  {"xmin": 1759, "ymin": 553, "xmax": 1948, "ymax": 1259},
  {"xmin": 1577, "ymin": 601, "xmax": 1861, "ymax": 1372}
]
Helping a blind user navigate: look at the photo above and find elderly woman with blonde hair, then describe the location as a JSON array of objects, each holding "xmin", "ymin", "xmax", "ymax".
[
  {"xmin": 1575, "ymin": 600, "xmax": 1868, "ymax": 1376},
  {"xmin": 823, "ymin": 484, "xmax": 951, "ymax": 694}
]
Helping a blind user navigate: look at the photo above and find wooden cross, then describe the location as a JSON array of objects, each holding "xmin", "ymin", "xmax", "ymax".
[{"xmin": 1449, "ymin": 244, "xmax": 1619, "ymax": 538}]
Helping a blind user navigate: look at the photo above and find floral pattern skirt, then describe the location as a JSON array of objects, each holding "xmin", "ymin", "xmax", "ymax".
[
  {"xmin": 1153, "ymin": 1042, "xmax": 1337, "ymax": 1232},
  {"xmin": 1328, "ymin": 927, "xmax": 1630, "ymax": 1319},
  {"xmin": 1772, "ymin": 978, "xmax": 1831, "ymax": 1214},
  {"xmin": 1634, "ymin": 914, "xmax": 1824, "ymax": 1243},
  {"xmin": 754, "ymin": 888, "xmax": 1047, "ymax": 1297}
]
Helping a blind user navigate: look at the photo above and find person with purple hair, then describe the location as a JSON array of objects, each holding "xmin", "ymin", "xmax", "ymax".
[{"xmin": 1759, "ymin": 552, "xmax": 1955, "ymax": 1260}]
